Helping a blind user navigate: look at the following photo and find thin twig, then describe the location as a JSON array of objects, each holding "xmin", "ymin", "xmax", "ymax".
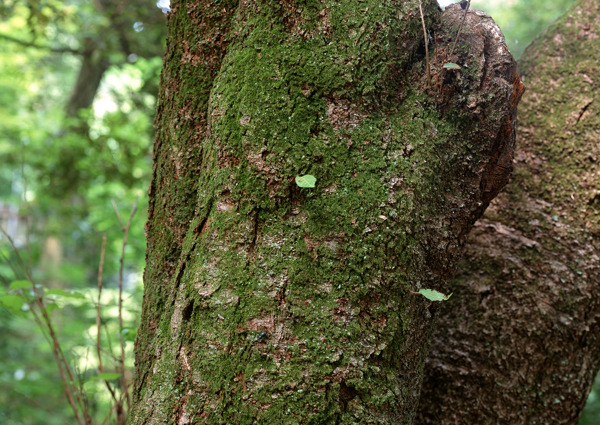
[
  {"xmin": 7, "ymin": 386, "xmax": 73, "ymax": 425},
  {"xmin": 0, "ymin": 228, "xmax": 86, "ymax": 425},
  {"xmin": 418, "ymin": 0, "xmax": 431, "ymax": 89},
  {"xmin": 78, "ymin": 350, "xmax": 93, "ymax": 421},
  {"xmin": 100, "ymin": 405, "xmax": 114, "ymax": 425},
  {"xmin": 22, "ymin": 287, "xmax": 85, "ymax": 425},
  {"xmin": 0, "ymin": 227, "xmax": 35, "ymax": 284},
  {"xmin": 0, "ymin": 250, "xmax": 28, "ymax": 285},
  {"xmin": 104, "ymin": 324, "xmax": 117, "ymax": 361},
  {"xmin": 26, "ymin": 301, "xmax": 56, "ymax": 361},
  {"xmin": 111, "ymin": 199, "xmax": 125, "ymax": 230},
  {"xmin": 436, "ymin": 0, "xmax": 471, "ymax": 91},
  {"xmin": 21, "ymin": 142, "xmax": 32, "ymax": 271},
  {"xmin": 96, "ymin": 234, "xmax": 106, "ymax": 373},
  {"xmin": 38, "ymin": 295, "xmax": 92, "ymax": 424},
  {"xmin": 447, "ymin": 0, "xmax": 471, "ymax": 62},
  {"xmin": 0, "ymin": 32, "xmax": 82, "ymax": 54},
  {"xmin": 114, "ymin": 198, "xmax": 138, "ymax": 411},
  {"xmin": 96, "ymin": 234, "xmax": 118, "ymax": 403}
]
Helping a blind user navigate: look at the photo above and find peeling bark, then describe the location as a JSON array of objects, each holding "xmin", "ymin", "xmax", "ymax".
[
  {"xmin": 131, "ymin": 1, "xmax": 522, "ymax": 423},
  {"xmin": 417, "ymin": 1, "xmax": 600, "ymax": 423}
]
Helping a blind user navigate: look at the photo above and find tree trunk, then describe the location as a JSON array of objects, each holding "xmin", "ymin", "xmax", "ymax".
[
  {"xmin": 65, "ymin": 39, "xmax": 110, "ymax": 118},
  {"xmin": 131, "ymin": 1, "xmax": 522, "ymax": 423},
  {"xmin": 417, "ymin": 0, "xmax": 600, "ymax": 423}
]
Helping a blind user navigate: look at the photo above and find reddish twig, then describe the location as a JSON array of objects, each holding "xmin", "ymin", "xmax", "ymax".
[
  {"xmin": 111, "ymin": 199, "xmax": 125, "ymax": 230},
  {"xmin": 447, "ymin": 0, "xmax": 471, "ymax": 62},
  {"xmin": 418, "ymin": 0, "xmax": 431, "ymax": 89},
  {"xmin": 7, "ymin": 386, "xmax": 72, "ymax": 425},
  {"xmin": 436, "ymin": 0, "xmax": 471, "ymax": 91},
  {"xmin": 112, "ymin": 198, "xmax": 138, "ymax": 411},
  {"xmin": 21, "ymin": 142, "xmax": 32, "ymax": 271},
  {"xmin": 0, "ymin": 227, "xmax": 88, "ymax": 425},
  {"xmin": 96, "ymin": 234, "xmax": 118, "ymax": 404}
]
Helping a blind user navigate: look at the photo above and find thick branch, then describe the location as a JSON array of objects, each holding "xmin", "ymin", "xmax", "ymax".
[
  {"xmin": 0, "ymin": 32, "xmax": 82, "ymax": 54},
  {"xmin": 65, "ymin": 43, "xmax": 110, "ymax": 117},
  {"xmin": 418, "ymin": 1, "xmax": 600, "ymax": 423}
]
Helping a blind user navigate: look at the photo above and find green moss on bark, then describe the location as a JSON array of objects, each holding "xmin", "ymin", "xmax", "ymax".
[{"xmin": 131, "ymin": 1, "xmax": 523, "ymax": 424}]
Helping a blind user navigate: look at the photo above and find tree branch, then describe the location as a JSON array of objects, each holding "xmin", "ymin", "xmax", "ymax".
[{"xmin": 0, "ymin": 32, "xmax": 82, "ymax": 54}]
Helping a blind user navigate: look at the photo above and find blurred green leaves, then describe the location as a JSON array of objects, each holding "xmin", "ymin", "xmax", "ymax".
[
  {"xmin": 0, "ymin": 1, "xmax": 165, "ymax": 423},
  {"xmin": 471, "ymin": 0, "xmax": 576, "ymax": 58}
]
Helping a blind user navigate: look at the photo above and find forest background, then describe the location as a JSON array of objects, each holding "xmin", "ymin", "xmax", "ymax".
[{"xmin": 0, "ymin": 0, "xmax": 597, "ymax": 424}]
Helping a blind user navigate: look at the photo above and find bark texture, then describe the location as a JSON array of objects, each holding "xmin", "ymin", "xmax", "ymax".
[
  {"xmin": 417, "ymin": 1, "xmax": 600, "ymax": 423},
  {"xmin": 131, "ymin": 1, "xmax": 522, "ymax": 424}
]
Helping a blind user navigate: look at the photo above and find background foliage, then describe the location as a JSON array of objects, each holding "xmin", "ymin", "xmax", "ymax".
[
  {"xmin": 0, "ymin": 0, "xmax": 596, "ymax": 424},
  {"xmin": 0, "ymin": 0, "xmax": 165, "ymax": 423},
  {"xmin": 469, "ymin": 0, "xmax": 576, "ymax": 58}
]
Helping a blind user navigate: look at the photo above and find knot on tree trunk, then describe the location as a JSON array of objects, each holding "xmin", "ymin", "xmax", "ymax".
[
  {"xmin": 409, "ymin": 4, "xmax": 526, "ymax": 289},
  {"xmin": 433, "ymin": 4, "xmax": 526, "ymax": 217}
]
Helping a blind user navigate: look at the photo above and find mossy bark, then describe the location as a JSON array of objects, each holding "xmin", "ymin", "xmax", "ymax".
[
  {"xmin": 130, "ymin": 1, "xmax": 522, "ymax": 424},
  {"xmin": 417, "ymin": 1, "xmax": 600, "ymax": 423}
]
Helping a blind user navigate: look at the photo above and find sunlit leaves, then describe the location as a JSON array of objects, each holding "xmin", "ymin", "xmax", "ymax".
[
  {"xmin": 45, "ymin": 288, "xmax": 86, "ymax": 299},
  {"xmin": 9, "ymin": 280, "xmax": 33, "ymax": 290},
  {"xmin": 0, "ymin": 293, "xmax": 27, "ymax": 315},
  {"xmin": 89, "ymin": 372, "xmax": 121, "ymax": 382}
]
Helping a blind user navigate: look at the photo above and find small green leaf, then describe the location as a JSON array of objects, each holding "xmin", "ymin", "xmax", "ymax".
[
  {"xmin": 415, "ymin": 289, "xmax": 452, "ymax": 302},
  {"xmin": 10, "ymin": 280, "xmax": 33, "ymax": 290},
  {"xmin": 443, "ymin": 62, "xmax": 461, "ymax": 69},
  {"xmin": 44, "ymin": 302, "xmax": 61, "ymax": 314},
  {"xmin": 45, "ymin": 288, "xmax": 86, "ymax": 299},
  {"xmin": 89, "ymin": 372, "xmax": 122, "ymax": 382},
  {"xmin": 122, "ymin": 328, "xmax": 138, "ymax": 342},
  {"xmin": 0, "ymin": 294, "xmax": 26, "ymax": 314},
  {"xmin": 295, "ymin": 174, "xmax": 316, "ymax": 188}
]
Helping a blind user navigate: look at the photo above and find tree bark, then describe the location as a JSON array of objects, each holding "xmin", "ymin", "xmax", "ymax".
[
  {"xmin": 131, "ymin": 1, "xmax": 523, "ymax": 423},
  {"xmin": 417, "ymin": 1, "xmax": 600, "ymax": 423}
]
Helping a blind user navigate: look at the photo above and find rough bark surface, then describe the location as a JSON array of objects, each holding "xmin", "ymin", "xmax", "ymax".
[
  {"xmin": 131, "ymin": 1, "xmax": 522, "ymax": 424},
  {"xmin": 417, "ymin": 1, "xmax": 600, "ymax": 423}
]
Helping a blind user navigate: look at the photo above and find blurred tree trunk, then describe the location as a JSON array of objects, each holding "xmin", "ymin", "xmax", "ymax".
[
  {"xmin": 130, "ymin": 1, "xmax": 523, "ymax": 423},
  {"xmin": 65, "ymin": 0, "xmax": 167, "ymax": 118},
  {"xmin": 65, "ymin": 39, "xmax": 110, "ymax": 118},
  {"xmin": 417, "ymin": 0, "xmax": 600, "ymax": 423}
]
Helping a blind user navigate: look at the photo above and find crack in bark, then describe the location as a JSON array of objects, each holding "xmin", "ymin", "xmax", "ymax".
[{"xmin": 575, "ymin": 99, "xmax": 593, "ymax": 125}]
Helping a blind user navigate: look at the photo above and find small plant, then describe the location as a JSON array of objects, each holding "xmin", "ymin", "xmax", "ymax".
[
  {"xmin": 0, "ymin": 199, "xmax": 138, "ymax": 425},
  {"xmin": 418, "ymin": 0, "xmax": 472, "ymax": 92},
  {"xmin": 418, "ymin": 0, "xmax": 432, "ymax": 89}
]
